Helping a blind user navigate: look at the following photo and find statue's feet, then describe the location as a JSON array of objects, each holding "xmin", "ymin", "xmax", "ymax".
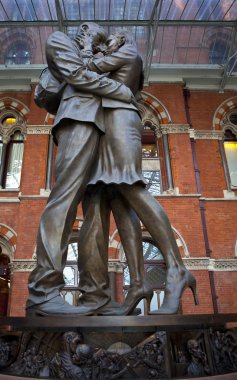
[
  {"xmin": 95, "ymin": 301, "xmax": 141, "ymax": 316},
  {"xmin": 26, "ymin": 295, "xmax": 93, "ymax": 316},
  {"xmin": 149, "ymin": 268, "xmax": 199, "ymax": 315}
]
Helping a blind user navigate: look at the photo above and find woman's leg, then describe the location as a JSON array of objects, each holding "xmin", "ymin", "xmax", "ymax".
[
  {"xmin": 116, "ymin": 183, "xmax": 198, "ymax": 314},
  {"xmin": 117, "ymin": 184, "xmax": 184, "ymax": 269}
]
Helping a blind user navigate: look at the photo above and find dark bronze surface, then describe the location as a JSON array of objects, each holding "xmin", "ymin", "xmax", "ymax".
[
  {"xmin": 0, "ymin": 314, "xmax": 237, "ymax": 329},
  {"xmin": 28, "ymin": 23, "xmax": 198, "ymax": 317},
  {"xmin": 0, "ymin": 315, "xmax": 237, "ymax": 379}
]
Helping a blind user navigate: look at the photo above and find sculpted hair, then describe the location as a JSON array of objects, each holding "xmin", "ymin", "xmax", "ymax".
[{"xmin": 113, "ymin": 29, "xmax": 136, "ymax": 46}]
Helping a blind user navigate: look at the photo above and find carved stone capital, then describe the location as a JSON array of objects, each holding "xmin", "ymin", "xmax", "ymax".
[
  {"xmin": 27, "ymin": 125, "xmax": 52, "ymax": 135},
  {"xmin": 108, "ymin": 260, "xmax": 126, "ymax": 273},
  {"xmin": 161, "ymin": 124, "xmax": 190, "ymax": 134},
  {"xmin": 10, "ymin": 259, "xmax": 36, "ymax": 272},
  {"xmin": 183, "ymin": 257, "xmax": 237, "ymax": 271}
]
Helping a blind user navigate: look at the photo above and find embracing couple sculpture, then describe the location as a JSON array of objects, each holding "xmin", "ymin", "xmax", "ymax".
[{"xmin": 26, "ymin": 22, "xmax": 198, "ymax": 316}]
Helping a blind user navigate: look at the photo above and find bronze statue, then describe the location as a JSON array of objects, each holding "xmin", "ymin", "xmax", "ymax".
[
  {"xmin": 77, "ymin": 31, "xmax": 152, "ymax": 315},
  {"xmin": 26, "ymin": 23, "xmax": 135, "ymax": 316},
  {"xmin": 27, "ymin": 22, "xmax": 198, "ymax": 317},
  {"xmin": 77, "ymin": 30, "xmax": 198, "ymax": 315}
]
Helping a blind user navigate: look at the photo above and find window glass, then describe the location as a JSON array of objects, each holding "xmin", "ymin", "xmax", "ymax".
[
  {"xmin": 5, "ymin": 41, "xmax": 31, "ymax": 65},
  {"xmin": 63, "ymin": 242, "xmax": 79, "ymax": 287},
  {"xmin": 142, "ymin": 144, "xmax": 158, "ymax": 158},
  {"xmin": 224, "ymin": 141, "xmax": 237, "ymax": 188},
  {"xmin": 66, "ymin": 242, "xmax": 78, "ymax": 261},
  {"xmin": 2, "ymin": 116, "xmax": 17, "ymax": 127},
  {"xmin": 143, "ymin": 170, "xmax": 161, "ymax": 196},
  {"xmin": 5, "ymin": 131, "xmax": 24, "ymax": 189},
  {"xmin": 229, "ymin": 114, "xmax": 237, "ymax": 126},
  {"xmin": 209, "ymin": 40, "xmax": 229, "ymax": 64},
  {"xmin": 123, "ymin": 240, "xmax": 165, "ymax": 315},
  {"xmin": 63, "ymin": 266, "xmax": 76, "ymax": 286},
  {"xmin": 143, "ymin": 240, "xmax": 163, "ymax": 261}
]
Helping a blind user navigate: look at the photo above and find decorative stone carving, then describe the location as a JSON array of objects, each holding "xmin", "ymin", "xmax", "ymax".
[
  {"xmin": 183, "ymin": 258, "xmax": 237, "ymax": 271},
  {"xmin": 190, "ymin": 130, "xmax": 224, "ymax": 140},
  {"xmin": 1, "ymin": 325, "xmax": 237, "ymax": 379},
  {"xmin": 161, "ymin": 124, "xmax": 190, "ymax": 134},
  {"xmin": 10, "ymin": 259, "xmax": 36, "ymax": 272},
  {"xmin": 27, "ymin": 125, "xmax": 52, "ymax": 134},
  {"xmin": 210, "ymin": 329, "xmax": 237, "ymax": 374},
  {"xmin": 108, "ymin": 260, "xmax": 125, "ymax": 273},
  {"xmin": 0, "ymin": 330, "xmax": 167, "ymax": 379}
]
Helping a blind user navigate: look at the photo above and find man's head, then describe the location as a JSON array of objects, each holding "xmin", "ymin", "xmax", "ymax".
[
  {"xmin": 76, "ymin": 22, "xmax": 107, "ymax": 53},
  {"xmin": 105, "ymin": 30, "xmax": 134, "ymax": 55}
]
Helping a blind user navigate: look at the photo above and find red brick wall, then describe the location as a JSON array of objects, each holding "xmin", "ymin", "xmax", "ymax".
[
  {"xmin": 205, "ymin": 201, "xmax": 237, "ymax": 260},
  {"xmin": 182, "ymin": 271, "xmax": 214, "ymax": 315},
  {"xmin": 0, "ymin": 84, "xmax": 236, "ymax": 318},
  {"xmin": 20, "ymin": 134, "xmax": 48, "ymax": 195},
  {"xmin": 9, "ymin": 272, "xmax": 29, "ymax": 316},
  {"xmin": 195, "ymin": 139, "xmax": 226, "ymax": 198},
  {"xmin": 214, "ymin": 272, "xmax": 237, "ymax": 313},
  {"xmin": 144, "ymin": 84, "xmax": 187, "ymax": 124},
  {"xmin": 187, "ymin": 90, "xmax": 237, "ymax": 131},
  {"xmin": 168, "ymin": 134, "xmax": 197, "ymax": 194}
]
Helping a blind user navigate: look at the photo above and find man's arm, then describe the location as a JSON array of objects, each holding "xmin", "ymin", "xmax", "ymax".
[
  {"xmin": 87, "ymin": 44, "xmax": 137, "ymax": 74},
  {"xmin": 46, "ymin": 31, "xmax": 132, "ymax": 103}
]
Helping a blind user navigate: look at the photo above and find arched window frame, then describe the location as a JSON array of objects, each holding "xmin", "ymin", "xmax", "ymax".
[
  {"xmin": 220, "ymin": 111, "xmax": 237, "ymax": 190},
  {"xmin": 4, "ymin": 40, "xmax": 31, "ymax": 65},
  {"xmin": 0, "ymin": 110, "xmax": 26, "ymax": 189}
]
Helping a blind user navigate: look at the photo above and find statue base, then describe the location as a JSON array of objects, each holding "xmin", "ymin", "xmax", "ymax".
[{"xmin": 0, "ymin": 314, "xmax": 237, "ymax": 379}]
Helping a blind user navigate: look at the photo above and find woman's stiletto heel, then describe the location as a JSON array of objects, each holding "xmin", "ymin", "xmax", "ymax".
[
  {"xmin": 149, "ymin": 268, "xmax": 199, "ymax": 315},
  {"xmin": 97, "ymin": 283, "xmax": 153, "ymax": 316},
  {"xmin": 122, "ymin": 285, "xmax": 153, "ymax": 315},
  {"xmin": 190, "ymin": 280, "xmax": 199, "ymax": 305}
]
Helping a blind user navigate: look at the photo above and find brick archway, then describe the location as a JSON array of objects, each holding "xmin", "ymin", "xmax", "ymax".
[
  {"xmin": 0, "ymin": 97, "xmax": 30, "ymax": 121},
  {"xmin": 213, "ymin": 96, "xmax": 237, "ymax": 130},
  {"xmin": 0, "ymin": 224, "xmax": 17, "ymax": 260},
  {"xmin": 139, "ymin": 91, "xmax": 171, "ymax": 127}
]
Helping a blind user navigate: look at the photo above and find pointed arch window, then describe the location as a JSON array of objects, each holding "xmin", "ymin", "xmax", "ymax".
[
  {"xmin": 0, "ymin": 117, "xmax": 25, "ymax": 189},
  {"xmin": 224, "ymin": 128, "xmax": 237, "ymax": 189},
  {"xmin": 142, "ymin": 124, "xmax": 162, "ymax": 196},
  {"xmin": 4, "ymin": 131, "xmax": 24, "ymax": 189},
  {"xmin": 4, "ymin": 41, "xmax": 31, "ymax": 65}
]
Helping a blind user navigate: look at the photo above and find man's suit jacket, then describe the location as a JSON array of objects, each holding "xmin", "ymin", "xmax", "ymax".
[{"xmin": 45, "ymin": 31, "xmax": 133, "ymax": 132}]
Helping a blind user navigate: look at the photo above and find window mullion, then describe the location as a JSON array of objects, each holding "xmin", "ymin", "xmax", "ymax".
[{"xmin": 0, "ymin": 142, "xmax": 8, "ymax": 188}]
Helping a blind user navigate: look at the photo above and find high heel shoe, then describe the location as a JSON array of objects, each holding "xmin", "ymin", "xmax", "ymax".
[
  {"xmin": 97, "ymin": 283, "xmax": 153, "ymax": 316},
  {"xmin": 149, "ymin": 268, "xmax": 199, "ymax": 315}
]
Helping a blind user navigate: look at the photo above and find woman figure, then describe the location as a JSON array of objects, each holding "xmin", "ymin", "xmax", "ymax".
[{"xmin": 79, "ymin": 31, "xmax": 198, "ymax": 315}]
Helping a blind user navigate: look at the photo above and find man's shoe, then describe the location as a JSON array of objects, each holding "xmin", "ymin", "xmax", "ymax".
[
  {"xmin": 95, "ymin": 301, "xmax": 141, "ymax": 316},
  {"xmin": 25, "ymin": 295, "xmax": 93, "ymax": 316}
]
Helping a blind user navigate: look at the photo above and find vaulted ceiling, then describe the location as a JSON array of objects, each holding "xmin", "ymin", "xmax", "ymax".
[{"xmin": 0, "ymin": 0, "xmax": 237, "ymax": 91}]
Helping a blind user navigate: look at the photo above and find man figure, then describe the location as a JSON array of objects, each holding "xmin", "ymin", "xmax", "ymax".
[{"xmin": 26, "ymin": 23, "xmax": 134, "ymax": 316}]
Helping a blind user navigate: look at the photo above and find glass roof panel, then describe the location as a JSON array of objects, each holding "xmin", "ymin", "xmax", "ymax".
[
  {"xmin": 152, "ymin": 25, "xmax": 237, "ymax": 65},
  {"xmin": 0, "ymin": 25, "xmax": 58, "ymax": 65},
  {"xmin": 0, "ymin": 0, "xmax": 24, "ymax": 21},
  {"xmin": 0, "ymin": 0, "xmax": 237, "ymax": 88},
  {"xmin": 160, "ymin": 0, "xmax": 237, "ymax": 21},
  {"xmin": 0, "ymin": 0, "xmax": 237, "ymax": 22},
  {"xmin": 32, "ymin": 0, "xmax": 57, "ymax": 21},
  {"xmin": 0, "ymin": 0, "xmax": 57, "ymax": 21}
]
